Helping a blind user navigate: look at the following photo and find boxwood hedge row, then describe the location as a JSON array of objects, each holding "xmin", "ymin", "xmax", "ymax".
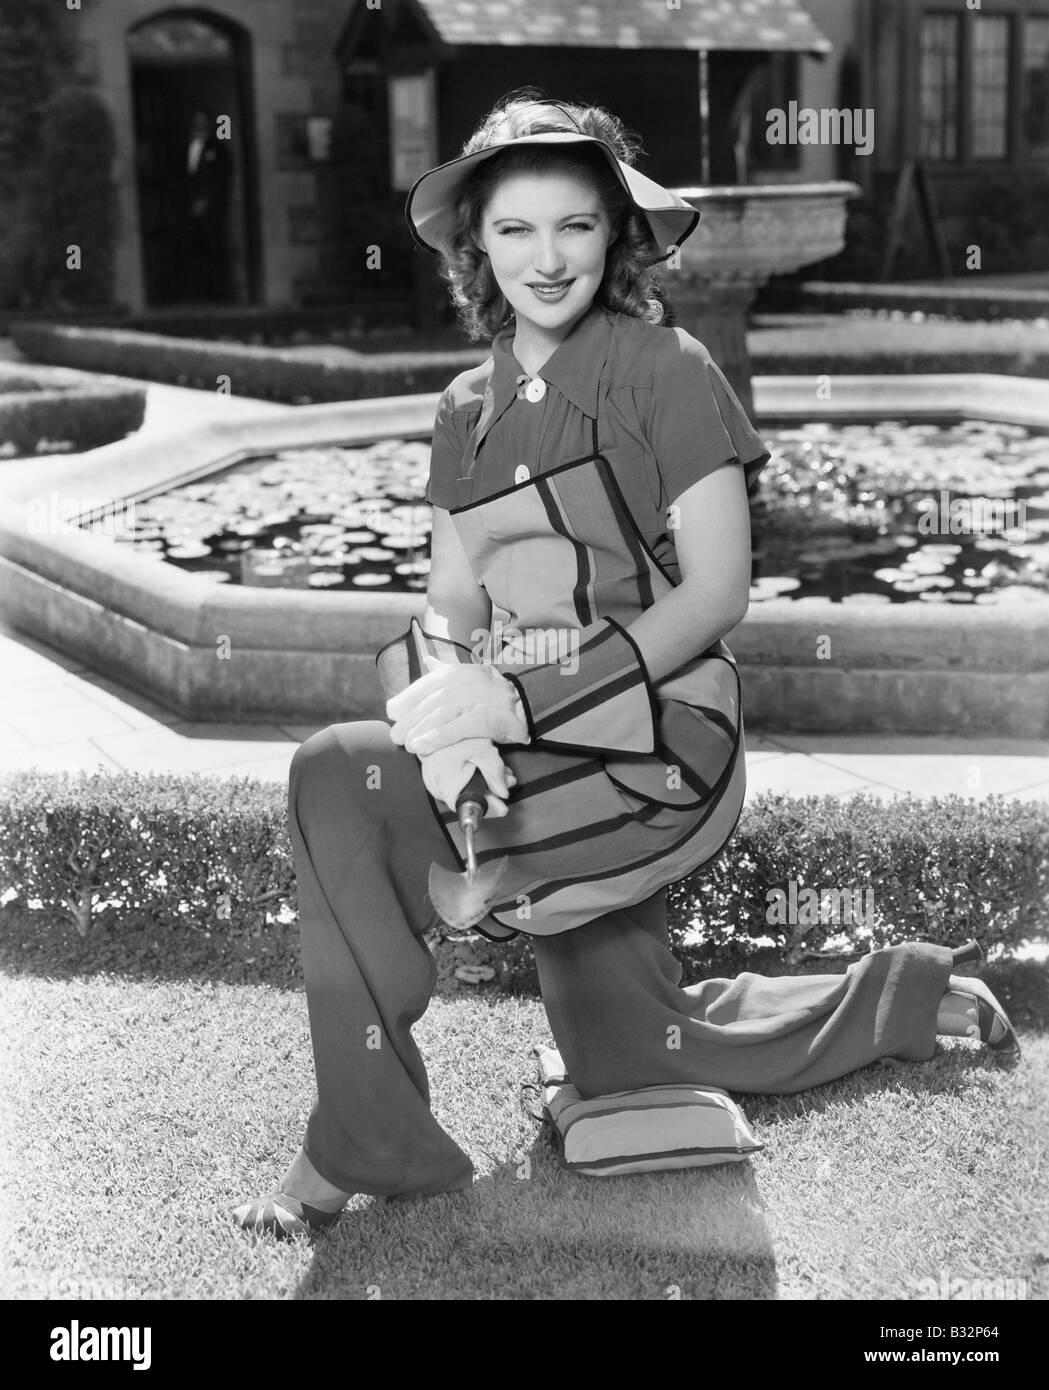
[
  {"xmin": 0, "ymin": 373, "xmax": 145, "ymax": 454},
  {"xmin": 10, "ymin": 321, "xmax": 484, "ymax": 404},
  {"xmin": 2, "ymin": 769, "xmax": 1045, "ymax": 972}
]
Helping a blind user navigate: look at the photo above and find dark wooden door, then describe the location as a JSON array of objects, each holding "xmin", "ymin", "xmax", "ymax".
[{"xmin": 131, "ymin": 60, "xmax": 257, "ymax": 305}]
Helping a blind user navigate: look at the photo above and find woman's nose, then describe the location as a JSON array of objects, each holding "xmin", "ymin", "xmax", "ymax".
[{"xmin": 531, "ymin": 236, "xmax": 567, "ymax": 276}]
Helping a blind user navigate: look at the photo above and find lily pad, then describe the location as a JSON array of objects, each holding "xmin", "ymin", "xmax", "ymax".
[
  {"xmin": 382, "ymin": 535, "xmax": 427, "ymax": 550},
  {"xmin": 750, "ymin": 576, "xmax": 801, "ymax": 597},
  {"xmin": 166, "ymin": 542, "xmax": 212, "ymax": 560},
  {"xmin": 348, "ymin": 546, "xmax": 394, "ymax": 562}
]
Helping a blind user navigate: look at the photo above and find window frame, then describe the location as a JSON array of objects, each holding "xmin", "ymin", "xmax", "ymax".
[
  {"xmin": 918, "ymin": 10, "xmax": 963, "ymax": 163},
  {"xmin": 1019, "ymin": 12, "xmax": 1049, "ymax": 159},
  {"xmin": 917, "ymin": 4, "xmax": 1049, "ymax": 168}
]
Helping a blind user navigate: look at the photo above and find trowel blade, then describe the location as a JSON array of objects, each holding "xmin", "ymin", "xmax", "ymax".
[{"xmin": 428, "ymin": 857, "xmax": 510, "ymax": 932}]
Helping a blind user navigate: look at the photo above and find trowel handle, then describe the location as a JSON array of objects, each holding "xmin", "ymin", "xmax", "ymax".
[{"xmin": 456, "ymin": 767, "xmax": 490, "ymax": 830}]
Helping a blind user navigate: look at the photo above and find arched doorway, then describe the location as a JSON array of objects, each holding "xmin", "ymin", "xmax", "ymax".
[{"xmin": 128, "ymin": 9, "xmax": 260, "ymax": 306}]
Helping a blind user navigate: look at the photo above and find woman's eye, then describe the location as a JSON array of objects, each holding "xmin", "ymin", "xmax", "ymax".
[{"xmin": 497, "ymin": 223, "xmax": 596, "ymax": 235}]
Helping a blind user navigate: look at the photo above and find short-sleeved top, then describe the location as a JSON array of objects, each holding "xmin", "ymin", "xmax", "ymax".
[{"xmin": 424, "ymin": 299, "xmax": 771, "ymax": 584}]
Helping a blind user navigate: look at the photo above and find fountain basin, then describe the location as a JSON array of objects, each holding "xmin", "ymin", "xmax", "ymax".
[
  {"xmin": 671, "ymin": 182, "xmax": 862, "ymax": 282},
  {"xmin": 0, "ymin": 379, "xmax": 1047, "ymax": 736},
  {"xmin": 666, "ymin": 182, "xmax": 862, "ymax": 417}
]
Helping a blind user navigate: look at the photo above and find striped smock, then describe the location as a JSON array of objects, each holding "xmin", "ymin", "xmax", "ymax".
[{"xmin": 376, "ymin": 298, "xmax": 771, "ymax": 940}]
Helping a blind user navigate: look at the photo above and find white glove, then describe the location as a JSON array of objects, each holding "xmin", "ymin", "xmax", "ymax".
[
  {"xmin": 387, "ymin": 654, "xmax": 530, "ymax": 756},
  {"xmin": 418, "ymin": 737, "xmax": 516, "ymax": 818}
]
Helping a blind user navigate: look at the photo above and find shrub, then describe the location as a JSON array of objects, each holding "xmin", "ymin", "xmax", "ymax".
[
  {"xmin": 1, "ymin": 772, "xmax": 1045, "ymax": 984},
  {"xmin": 0, "ymin": 771, "xmax": 293, "ymax": 944},
  {"xmin": 31, "ymin": 87, "xmax": 118, "ymax": 307},
  {"xmin": 666, "ymin": 792, "xmax": 1049, "ymax": 962},
  {"xmin": 962, "ymin": 176, "xmax": 1049, "ymax": 274},
  {"xmin": 773, "ymin": 283, "xmax": 1049, "ymax": 323},
  {"xmin": 0, "ymin": 385, "xmax": 145, "ymax": 455},
  {"xmin": 0, "ymin": 0, "xmax": 74, "ymax": 310},
  {"xmin": 0, "ymin": 0, "xmax": 73, "ymax": 189},
  {"xmin": 0, "ymin": 186, "xmax": 46, "ymax": 311},
  {"xmin": 750, "ymin": 345, "xmax": 1049, "ymax": 377},
  {"xmin": 14, "ymin": 315, "xmax": 1049, "ymax": 401},
  {"xmin": 817, "ymin": 201, "xmax": 888, "ymax": 283},
  {"xmin": 10, "ymin": 322, "xmax": 485, "ymax": 403},
  {"xmin": 747, "ymin": 316, "xmax": 1049, "ymax": 379},
  {"xmin": 0, "ymin": 362, "xmax": 145, "ymax": 454}
]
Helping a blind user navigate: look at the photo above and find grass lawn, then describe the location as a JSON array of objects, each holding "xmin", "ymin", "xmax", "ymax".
[{"xmin": 3, "ymin": 957, "xmax": 1046, "ymax": 1301}]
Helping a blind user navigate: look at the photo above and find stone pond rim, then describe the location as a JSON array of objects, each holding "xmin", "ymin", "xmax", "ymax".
[{"xmin": 0, "ymin": 381, "xmax": 1046, "ymax": 738}]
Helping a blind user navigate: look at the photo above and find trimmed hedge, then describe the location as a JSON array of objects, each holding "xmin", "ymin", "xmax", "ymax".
[
  {"xmin": 761, "ymin": 282, "xmax": 1049, "ymax": 325},
  {"xmin": 2, "ymin": 770, "xmax": 1045, "ymax": 974},
  {"xmin": 0, "ymin": 299, "xmax": 418, "ymax": 339},
  {"xmin": 10, "ymin": 321, "xmax": 485, "ymax": 404},
  {"xmin": 12, "ymin": 315, "xmax": 1049, "ymax": 406},
  {"xmin": 748, "ymin": 317, "xmax": 1049, "ymax": 379},
  {"xmin": 0, "ymin": 362, "xmax": 145, "ymax": 455}
]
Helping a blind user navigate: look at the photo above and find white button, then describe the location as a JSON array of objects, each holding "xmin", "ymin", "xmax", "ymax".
[
  {"xmin": 524, "ymin": 377, "xmax": 546, "ymax": 402},
  {"xmin": 514, "ymin": 464, "xmax": 530, "ymax": 485}
]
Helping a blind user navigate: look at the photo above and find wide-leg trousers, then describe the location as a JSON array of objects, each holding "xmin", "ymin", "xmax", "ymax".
[{"xmin": 287, "ymin": 720, "xmax": 954, "ymax": 1197}]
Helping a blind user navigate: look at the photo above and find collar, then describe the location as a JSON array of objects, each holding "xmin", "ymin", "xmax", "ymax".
[{"xmin": 489, "ymin": 298, "xmax": 614, "ymax": 421}]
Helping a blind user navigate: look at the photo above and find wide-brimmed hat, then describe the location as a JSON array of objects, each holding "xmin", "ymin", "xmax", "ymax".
[{"xmin": 404, "ymin": 131, "xmax": 699, "ymax": 265}]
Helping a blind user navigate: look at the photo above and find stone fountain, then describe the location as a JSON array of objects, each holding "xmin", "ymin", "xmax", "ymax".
[{"xmin": 666, "ymin": 181, "xmax": 862, "ymax": 418}]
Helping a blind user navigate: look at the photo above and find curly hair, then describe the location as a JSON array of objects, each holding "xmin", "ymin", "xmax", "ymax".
[{"xmin": 435, "ymin": 89, "xmax": 672, "ymax": 342}]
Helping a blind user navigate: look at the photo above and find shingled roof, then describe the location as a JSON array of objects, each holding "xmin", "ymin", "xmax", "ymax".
[{"xmin": 411, "ymin": 0, "xmax": 831, "ymax": 53}]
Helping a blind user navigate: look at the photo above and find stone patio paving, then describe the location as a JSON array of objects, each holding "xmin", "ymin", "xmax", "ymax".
[{"xmin": 2, "ymin": 618, "xmax": 1046, "ymax": 801}]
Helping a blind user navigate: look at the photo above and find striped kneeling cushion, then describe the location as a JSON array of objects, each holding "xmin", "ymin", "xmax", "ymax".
[{"xmin": 534, "ymin": 1045, "xmax": 763, "ymax": 1177}]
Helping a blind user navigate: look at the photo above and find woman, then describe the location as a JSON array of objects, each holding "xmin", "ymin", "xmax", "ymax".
[{"xmin": 233, "ymin": 94, "xmax": 1018, "ymax": 1238}]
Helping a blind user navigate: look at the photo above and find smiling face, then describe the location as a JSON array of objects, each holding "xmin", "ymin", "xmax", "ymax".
[{"xmin": 475, "ymin": 170, "xmax": 616, "ymax": 352}]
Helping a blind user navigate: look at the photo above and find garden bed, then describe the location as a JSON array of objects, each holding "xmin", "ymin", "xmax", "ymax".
[
  {"xmin": 9, "ymin": 321, "xmax": 484, "ymax": 405},
  {"xmin": 790, "ymin": 280, "xmax": 1049, "ymax": 323},
  {"xmin": 10, "ymin": 312, "xmax": 1049, "ymax": 409},
  {"xmin": 0, "ymin": 360, "xmax": 145, "ymax": 456},
  {"xmin": 0, "ymin": 296, "xmax": 418, "ymax": 342},
  {"xmin": 748, "ymin": 314, "xmax": 1049, "ymax": 379}
]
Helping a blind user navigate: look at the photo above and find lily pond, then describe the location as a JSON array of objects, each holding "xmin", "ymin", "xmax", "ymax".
[{"xmin": 82, "ymin": 419, "xmax": 1049, "ymax": 605}]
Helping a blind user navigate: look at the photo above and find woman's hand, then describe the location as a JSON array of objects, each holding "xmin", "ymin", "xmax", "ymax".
[
  {"xmin": 386, "ymin": 655, "xmax": 530, "ymax": 755},
  {"xmin": 418, "ymin": 737, "xmax": 516, "ymax": 818}
]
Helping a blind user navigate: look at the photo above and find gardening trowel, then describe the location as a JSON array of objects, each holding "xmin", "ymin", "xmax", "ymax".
[{"xmin": 428, "ymin": 767, "xmax": 509, "ymax": 931}]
